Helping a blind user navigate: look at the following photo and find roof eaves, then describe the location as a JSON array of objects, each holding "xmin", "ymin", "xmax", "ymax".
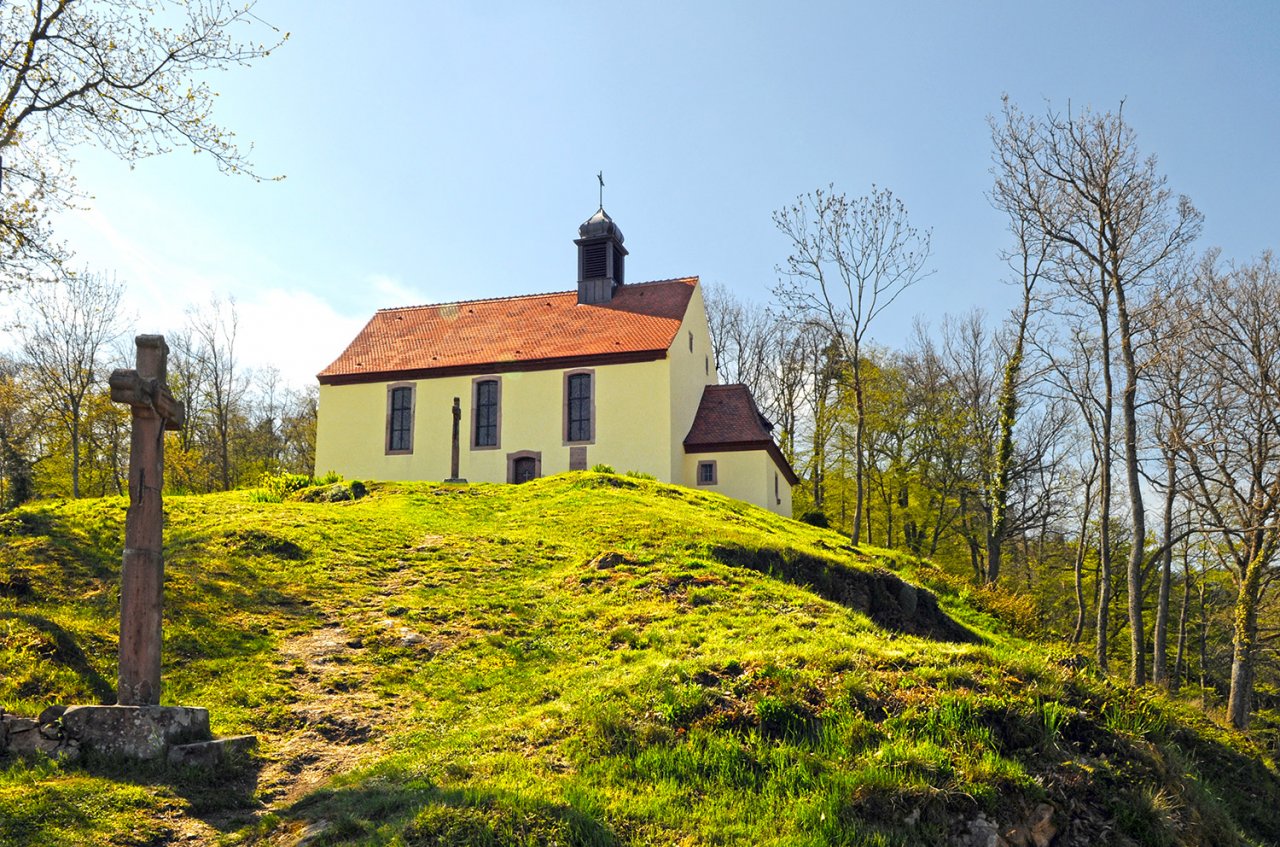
[{"xmin": 318, "ymin": 348, "xmax": 670, "ymax": 385}]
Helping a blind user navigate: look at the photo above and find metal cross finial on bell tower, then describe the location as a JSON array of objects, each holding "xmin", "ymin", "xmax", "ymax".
[{"xmin": 597, "ymin": 171, "xmax": 604, "ymax": 208}]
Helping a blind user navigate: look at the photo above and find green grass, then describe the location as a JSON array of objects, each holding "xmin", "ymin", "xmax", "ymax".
[{"xmin": 0, "ymin": 472, "xmax": 1277, "ymax": 845}]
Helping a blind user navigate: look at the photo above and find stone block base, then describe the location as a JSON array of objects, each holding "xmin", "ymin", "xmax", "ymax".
[
  {"xmin": 3, "ymin": 704, "xmax": 256, "ymax": 769},
  {"xmin": 168, "ymin": 735, "xmax": 257, "ymax": 767},
  {"xmin": 61, "ymin": 705, "xmax": 211, "ymax": 760},
  {"xmin": 1, "ymin": 713, "xmax": 80, "ymax": 760}
]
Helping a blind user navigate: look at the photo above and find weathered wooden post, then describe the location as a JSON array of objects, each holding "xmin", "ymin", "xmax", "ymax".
[
  {"xmin": 108, "ymin": 335, "xmax": 185, "ymax": 706},
  {"xmin": 445, "ymin": 396, "xmax": 467, "ymax": 483}
]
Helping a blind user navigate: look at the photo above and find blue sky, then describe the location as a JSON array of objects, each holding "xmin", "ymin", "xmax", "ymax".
[{"xmin": 44, "ymin": 1, "xmax": 1280, "ymax": 385}]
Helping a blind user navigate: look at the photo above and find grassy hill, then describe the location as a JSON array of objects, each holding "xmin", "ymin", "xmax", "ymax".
[{"xmin": 1, "ymin": 473, "xmax": 1278, "ymax": 846}]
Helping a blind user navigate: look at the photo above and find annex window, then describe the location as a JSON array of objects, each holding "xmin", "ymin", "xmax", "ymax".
[
  {"xmin": 688, "ymin": 330, "xmax": 694, "ymax": 352},
  {"xmin": 697, "ymin": 460, "xmax": 717, "ymax": 486},
  {"xmin": 473, "ymin": 378, "xmax": 500, "ymax": 449},
  {"xmin": 775, "ymin": 471, "xmax": 781, "ymax": 505},
  {"xmin": 566, "ymin": 371, "xmax": 593, "ymax": 443},
  {"xmin": 386, "ymin": 384, "xmax": 414, "ymax": 454}
]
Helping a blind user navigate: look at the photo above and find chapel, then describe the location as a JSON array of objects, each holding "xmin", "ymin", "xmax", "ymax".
[{"xmin": 313, "ymin": 207, "xmax": 797, "ymax": 515}]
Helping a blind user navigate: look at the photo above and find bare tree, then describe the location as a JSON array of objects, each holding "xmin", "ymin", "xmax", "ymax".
[
  {"xmin": 1037, "ymin": 306, "xmax": 1117, "ymax": 671},
  {"xmin": 1176, "ymin": 253, "xmax": 1280, "ymax": 728},
  {"xmin": 703, "ymin": 282, "xmax": 783, "ymax": 406},
  {"xmin": 280, "ymin": 384, "xmax": 317, "ymax": 475},
  {"xmin": 1147, "ymin": 283, "xmax": 1196, "ymax": 688},
  {"xmin": 993, "ymin": 97, "xmax": 1202, "ymax": 685},
  {"xmin": 185, "ymin": 295, "xmax": 242, "ymax": 491},
  {"xmin": 987, "ymin": 117, "xmax": 1057, "ymax": 584},
  {"xmin": 0, "ymin": 1, "xmax": 285, "ymax": 283},
  {"xmin": 18, "ymin": 271, "xmax": 125, "ymax": 497},
  {"xmin": 774, "ymin": 185, "xmax": 931, "ymax": 543}
]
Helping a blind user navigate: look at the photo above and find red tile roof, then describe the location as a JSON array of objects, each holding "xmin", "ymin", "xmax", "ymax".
[
  {"xmin": 318, "ymin": 278, "xmax": 697, "ymax": 384},
  {"xmin": 684, "ymin": 385, "xmax": 800, "ymax": 485}
]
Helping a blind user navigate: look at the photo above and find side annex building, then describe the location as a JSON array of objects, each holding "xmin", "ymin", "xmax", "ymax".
[{"xmin": 313, "ymin": 207, "xmax": 798, "ymax": 516}]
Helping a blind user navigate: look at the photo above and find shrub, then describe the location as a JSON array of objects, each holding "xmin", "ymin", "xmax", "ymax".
[
  {"xmin": 624, "ymin": 470, "xmax": 656, "ymax": 480},
  {"xmin": 590, "ymin": 464, "xmax": 616, "ymax": 474},
  {"xmin": 256, "ymin": 472, "xmax": 317, "ymax": 501},
  {"xmin": 799, "ymin": 510, "xmax": 829, "ymax": 528}
]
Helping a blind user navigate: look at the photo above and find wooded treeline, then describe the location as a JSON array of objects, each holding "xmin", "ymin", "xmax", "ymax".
[
  {"xmin": 0, "ymin": 277, "xmax": 317, "ymax": 506},
  {"xmin": 707, "ymin": 99, "xmax": 1280, "ymax": 732}
]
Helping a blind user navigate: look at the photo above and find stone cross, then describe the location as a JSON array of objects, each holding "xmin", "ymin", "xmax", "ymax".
[{"xmin": 108, "ymin": 335, "xmax": 185, "ymax": 706}]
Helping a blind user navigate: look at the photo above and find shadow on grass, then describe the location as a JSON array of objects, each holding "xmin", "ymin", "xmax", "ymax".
[
  {"xmin": 0, "ymin": 611, "xmax": 116, "ymax": 704},
  {"xmin": 710, "ymin": 542, "xmax": 981, "ymax": 644},
  {"xmin": 75, "ymin": 746, "xmax": 266, "ymax": 832},
  {"xmin": 0, "ymin": 504, "xmax": 123, "ymax": 586},
  {"xmin": 287, "ymin": 781, "xmax": 620, "ymax": 847}
]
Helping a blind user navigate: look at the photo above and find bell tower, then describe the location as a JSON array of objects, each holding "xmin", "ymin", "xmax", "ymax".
[{"xmin": 576, "ymin": 174, "xmax": 628, "ymax": 305}]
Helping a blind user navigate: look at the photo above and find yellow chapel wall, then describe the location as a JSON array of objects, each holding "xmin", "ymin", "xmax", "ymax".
[
  {"xmin": 667, "ymin": 281, "xmax": 718, "ymax": 481},
  {"xmin": 314, "ymin": 357, "xmax": 676, "ymax": 484},
  {"xmin": 682, "ymin": 449, "xmax": 793, "ymax": 516}
]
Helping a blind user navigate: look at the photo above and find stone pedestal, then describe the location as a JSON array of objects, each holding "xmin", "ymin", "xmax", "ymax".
[
  {"xmin": 61, "ymin": 705, "xmax": 210, "ymax": 760},
  {"xmin": 2, "ymin": 705, "xmax": 256, "ymax": 768}
]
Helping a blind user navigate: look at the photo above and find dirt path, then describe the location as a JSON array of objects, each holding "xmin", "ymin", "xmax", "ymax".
[{"xmin": 169, "ymin": 621, "xmax": 395, "ymax": 845}]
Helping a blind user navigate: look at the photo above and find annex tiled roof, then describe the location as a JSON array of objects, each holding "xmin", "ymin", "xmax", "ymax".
[
  {"xmin": 318, "ymin": 277, "xmax": 697, "ymax": 384},
  {"xmin": 684, "ymin": 384, "xmax": 800, "ymax": 484}
]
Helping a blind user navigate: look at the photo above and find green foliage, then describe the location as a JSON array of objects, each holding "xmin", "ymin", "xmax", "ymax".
[
  {"xmin": 248, "ymin": 471, "xmax": 362, "ymax": 504},
  {"xmin": 1104, "ymin": 694, "xmax": 1171, "ymax": 742},
  {"xmin": 590, "ymin": 464, "xmax": 616, "ymax": 474},
  {"xmin": 251, "ymin": 471, "xmax": 319, "ymax": 503},
  {"xmin": 1039, "ymin": 699, "xmax": 1070, "ymax": 748},
  {"xmin": 624, "ymin": 470, "xmax": 656, "ymax": 480},
  {"xmin": 799, "ymin": 509, "xmax": 830, "ymax": 528}
]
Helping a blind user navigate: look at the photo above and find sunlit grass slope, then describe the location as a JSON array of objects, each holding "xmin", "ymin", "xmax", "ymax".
[{"xmin": 1, "ymin": 472, "xmax": 1278, "ymax": 846}]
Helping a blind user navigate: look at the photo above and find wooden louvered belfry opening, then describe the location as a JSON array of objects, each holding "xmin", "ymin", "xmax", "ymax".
[{"xmin": 582, "ymin": 242, "xmax": 608, "ymax": 280}]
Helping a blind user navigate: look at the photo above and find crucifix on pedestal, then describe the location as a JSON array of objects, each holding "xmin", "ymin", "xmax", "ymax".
[{"xmin": 108, "ymin": 335, "xmax": 185, "ymax": 706}]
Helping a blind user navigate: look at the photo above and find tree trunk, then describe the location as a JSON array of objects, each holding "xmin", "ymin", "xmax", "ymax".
[
  {"xmin": 885, "ymin": 478, "xmax": 895, "ymax": 549},
  {"xmin": 70, "ymin": 408, "xmax": 82, "ymax": 498},
  {"xmin": 1071, "ymin": 501, "xmax": 1093, "ymax": 645},
  {"xmin": 1112, "ymin": 270, "xmax": 1147, "ymax": 687},
  {"xmin": 1172, "ymin": 547, "xmax": 1190, "ymax": 694},
  {"xmin": 1096, "ymin": 451, "xmax": 1113, "ymax": 673},
  {"xmin": 851, "ymin": 354, "xmax": 866, "ymax": 545},
  {"xmin": 1198, "ymin": 570, "xmax": 1208, "ymax": 704},
  {"xmin": 985, "ymin": 290, "xmax": 1029, "ymax": 585},
  {"xmin": 1152, "ymin": 451, "xmax": 1176, "ymax": 687},
  {"xmin": 1227, "ymin": 552, "xmax": 1266, "ymax": 728},
  {"xmin": 929, "ymin": 494, "xmax": 946, "ymax": 556},
  {"xmin": 1095, "ymin": 278, "xmax": 1115, "ymax": 675}
]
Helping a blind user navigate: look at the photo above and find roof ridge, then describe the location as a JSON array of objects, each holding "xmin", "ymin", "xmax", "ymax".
[{"xmin": 375, "ymin": 276, "xmax": 699, "ymax": 313}]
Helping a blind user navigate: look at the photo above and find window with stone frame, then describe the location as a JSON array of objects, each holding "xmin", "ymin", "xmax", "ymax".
[
  {"xmin": 387, "ymin": 385, "xmax": 414, "ymax": 453},
  {"xmin": 566, "ymin": 372, "xmax": 592, "ymax": 442},
  {"xmin": 697, "ymin": 460, "xmax": 717, "ymax": 485},
  {"xmin": 474, "ymin": 379, "xmax": 499, "ymax": 448}
]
